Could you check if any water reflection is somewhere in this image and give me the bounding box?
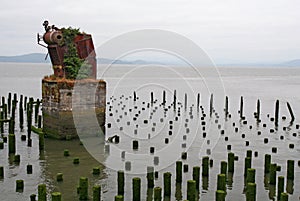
[268,184,275,200]
[175,182,182,200]
[286,179,294,194]
[202,176,209,191]
[43,138,107,200]
[146,188,153,201]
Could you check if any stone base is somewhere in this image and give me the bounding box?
[42,109,105,139]
[42,78,106,140]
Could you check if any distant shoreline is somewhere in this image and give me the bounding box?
[0,53,300,67]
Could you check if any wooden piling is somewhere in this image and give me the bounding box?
[19,95,23,108]
[154,187,162,201]
[244,157,252,177]
[11,101,16,122]
[176,161,182,183]
[0,166,4,179]
[269,163,277,185]
[93,185,101,201]
[240,96,244,119]
[287,160,294,180]
[73,157,80,164]
[132,177,141,201]
[246,150,252,158]
[114,195,124,201]
[132,140,138,150]
[163,172,172,196]
[225,96,228,118]
[30,194,36,201]
[246,168,256,184]
[19,106,24,130]
[184,93,187,110]
[275,100,279,126]
[34,99,40,123]
[210,94,213,117]
[183,164,189,173]
[133,91,137,102]
[8,133,16,154]
[38,184,47,201]
[4,104,7,119]
[217,174,226,192]
[181,152,187,160]
[193,166,200,190]
[37,131,44,151]
[202,156,209,177]
[277,176,284,200]
[256,99,260,121]
[147,167,154,188]
[246,183,256,201]
[118,170,125,195]
[0,111,4,133]
[79,177,88,200]
[151,92,154,105]
[215,190,225,201]
[286,102,295,122]
[24,97,27,110]
[8,93,11,114]
[125,161,131,171]
[202,176,209,191]
[0,96,3,103]
[228,153,235,173]
[27,104,32,137]
[16,180,24,192]
[280,192,288,201]
[51,192,62,201]
[154,171,159,179]
[220,161,227,178]
[173,90,176,110]
[14,154,20,163]
[56,173,63,182]
[64,149,70,156]
[286,179,293,194]
[92,167,100,175]
[38,115,42,128]
[197,93,200,111]
[27,164,33,174]
[264,154,271,174]
[187,180,196,201]
[9,118,15,134]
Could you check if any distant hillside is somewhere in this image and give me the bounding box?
[0,53,161,65]
[1,53,300,67]
[281,59,300,67]
[97,58,134,64]
[0,53,49,63]
[97,58,164,65]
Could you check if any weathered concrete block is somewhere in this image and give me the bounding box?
[42,78,106,139]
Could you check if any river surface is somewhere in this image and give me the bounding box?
[0,62,299,200]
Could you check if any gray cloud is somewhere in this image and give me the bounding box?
[0,0,299,63]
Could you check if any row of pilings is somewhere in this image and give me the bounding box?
[111,152,295,201]
[1,91,299,200]
[9,151,294,200]
[104,91,298,200]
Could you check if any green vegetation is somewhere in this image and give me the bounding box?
[61,27,91,80]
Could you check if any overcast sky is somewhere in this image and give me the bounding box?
[1,0,299,63]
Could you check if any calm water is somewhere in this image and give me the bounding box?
[0,62,299,200]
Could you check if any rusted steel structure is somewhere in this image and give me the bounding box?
[38,21,106,139]
[38,20,97,79]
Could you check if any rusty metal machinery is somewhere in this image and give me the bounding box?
[38,20,97,79]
